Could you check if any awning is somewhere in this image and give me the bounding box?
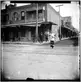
[41,21,57,25]
[63,25,76,32]
[1,21,43,28]
[1,21,57,28]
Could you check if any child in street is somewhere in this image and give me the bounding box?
[49,32,56,48]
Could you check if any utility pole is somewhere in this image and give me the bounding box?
[56,5,63,40]
[36,3,38,42]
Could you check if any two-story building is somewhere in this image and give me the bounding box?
[61,16,79,38]
[1,3,62,42]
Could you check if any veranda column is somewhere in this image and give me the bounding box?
[36,3,38,42]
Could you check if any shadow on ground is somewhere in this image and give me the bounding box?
[70,37,79,46]
[42,37,79,47]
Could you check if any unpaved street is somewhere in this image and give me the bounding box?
[2,39,79,80]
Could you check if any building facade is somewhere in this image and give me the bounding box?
[1,3,62,42]
[61,16,79,38]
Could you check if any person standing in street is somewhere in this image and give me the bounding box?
[49,32,56,48]
[39,32,43,43]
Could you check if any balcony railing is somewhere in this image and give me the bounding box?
[2,9,45,25]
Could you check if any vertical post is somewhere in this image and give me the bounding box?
[56,5,63,40]
[36,3,38,42]
[59,6,61,40]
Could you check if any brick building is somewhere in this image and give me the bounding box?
[1,3,61,42]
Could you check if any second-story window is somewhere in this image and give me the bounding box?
[21,11,25,20]
[38,10,43,20]
[13,12,18,21]
[6,14,9,21]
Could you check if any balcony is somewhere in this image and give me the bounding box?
[2,9,45,26]
[26,9,44,23]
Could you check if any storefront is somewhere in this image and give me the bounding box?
[1,21,57,42]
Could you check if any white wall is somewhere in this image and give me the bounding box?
[47,4,62,41]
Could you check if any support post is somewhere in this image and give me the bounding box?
[56,5,63,40]
[36,3,38,42]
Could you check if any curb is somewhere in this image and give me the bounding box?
[1,38,69,45]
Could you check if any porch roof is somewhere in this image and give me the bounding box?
[63,25,78,33]
[41,21,57,25]
[1,21,57,28]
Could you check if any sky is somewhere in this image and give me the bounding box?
[2,1,79,31]
[50,2,79,31]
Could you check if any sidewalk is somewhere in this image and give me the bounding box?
[1,37,69,45]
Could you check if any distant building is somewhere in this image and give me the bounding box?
[1,3,62,42]
[63,16,71,27]
[61,16,79,38]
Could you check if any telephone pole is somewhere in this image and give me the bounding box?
[36,3,38,42]
[56,5,63,40]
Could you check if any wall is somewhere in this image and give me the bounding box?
[2,4,46,26]
[47,4,62,41]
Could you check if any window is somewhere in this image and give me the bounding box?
[27,10,43,21]
[38,10,43,19]
[13,12,18,21]
[1,14,9,23]
[26,11,36,21]
[21,11,25,20]
[6,14,9,21]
